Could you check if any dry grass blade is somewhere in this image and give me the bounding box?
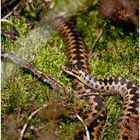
[89,18,109,59]
[2,2,20,19]
[76,115,90,140]
[19,103,48,140]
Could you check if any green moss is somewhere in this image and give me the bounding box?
[2,0,138,139]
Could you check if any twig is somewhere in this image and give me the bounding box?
[78,92,100,98]
[1,19,13,25]
[76,115,90,140]
[19,103,48,140]
[1,49,69,93]
[89,18,109,59]
[2,2,20,19]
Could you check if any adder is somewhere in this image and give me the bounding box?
[52,16,106,140]
[52,16,139,140]
[62,63,139,140]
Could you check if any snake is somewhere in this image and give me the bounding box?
[52,16,106,140]
[62,63,139,140]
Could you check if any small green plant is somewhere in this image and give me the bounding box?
[2,0,138,139]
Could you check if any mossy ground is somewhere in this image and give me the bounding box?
[2,0,138,140]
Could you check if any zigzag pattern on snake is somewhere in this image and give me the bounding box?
[62,63,139,140]
[52,16,106,140]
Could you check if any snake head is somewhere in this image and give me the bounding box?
[62,63,81,77]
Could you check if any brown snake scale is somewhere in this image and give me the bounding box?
[62,64,139,140]
[52,16,139,140]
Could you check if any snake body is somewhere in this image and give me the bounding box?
[62,64,139,140]
[52,17,106,139]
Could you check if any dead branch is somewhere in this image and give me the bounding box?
[1,48,70,94]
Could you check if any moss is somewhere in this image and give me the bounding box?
[2,0,138,139]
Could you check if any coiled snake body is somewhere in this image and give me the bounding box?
[62,64,139,140]
[52,17,139,140]
[52,17,106,140]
